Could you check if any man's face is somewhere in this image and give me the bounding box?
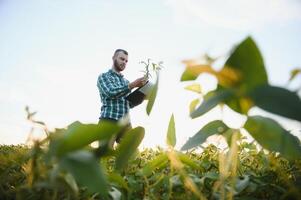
[113,52,128,72]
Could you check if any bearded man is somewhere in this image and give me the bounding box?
[97,49,146,149]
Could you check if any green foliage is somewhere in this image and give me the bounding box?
[184,83,202,94]
[224,36,268,91]
[1,144,301,199]
[180,65,214,81]
[181,120,230,151]
[190,89,233,118]
[221,37,268,114]
[189,98,200,114]
[0,145,29,199]
[139,59,163,115]
[141,153,169,177]
[250,85,301,121]
[139,58,163,80]
[289,68,301,82]
[166,114,176,147]
[244,116,301,161]
[107,172,129,191]
[115,127,145,171]
[60,150,109,197]
[181,36,301,161]
[53,121,122,156]
[146,71,159,115]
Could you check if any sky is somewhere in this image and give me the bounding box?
[0,0,301,149]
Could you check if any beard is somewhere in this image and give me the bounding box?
[113,59,125,72]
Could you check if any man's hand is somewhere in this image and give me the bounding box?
[129,77,148,89]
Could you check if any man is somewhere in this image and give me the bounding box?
[97,49,146,149]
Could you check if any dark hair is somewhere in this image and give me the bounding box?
[114,49,128,56]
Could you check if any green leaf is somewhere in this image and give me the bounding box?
[222,129,236,147]
[221,129,242,148]
[180,65,215,81]
[216,67,241,87]
[225,36,268,91]
[190,90,233,119]
[289,68,301,82]
[200,172,219,185]
[202,172,219,180]
[146,72,159,115]
[184,83,202,93]
[181,69,197,81]
[222,91,254,114]
[220,37,268,114]
[141,153,169,177]
[54,121,121,156]
[181,120,229,150]
[244,116,301,160]
[250,85,301,121]
[60,150,109,197]
[189,98,200,114]
[107,172,129,191]
[166,114,176,147]
[115,127,145,171]
[63,173,79,195]
[177,152,202,170]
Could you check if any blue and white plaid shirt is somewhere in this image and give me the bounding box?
[97,69,131,120]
